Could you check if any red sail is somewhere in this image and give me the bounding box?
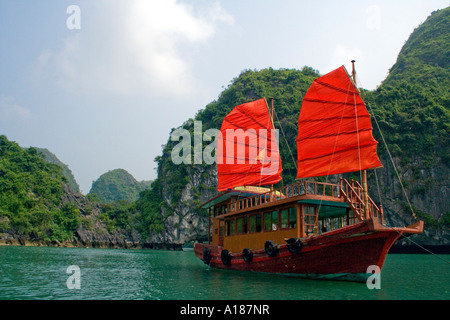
[217,99,282,191]
[296,66,382,179]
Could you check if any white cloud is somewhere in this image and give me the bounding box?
[32,0,234,98]
[0,96,31,122]
[318,45,363,77]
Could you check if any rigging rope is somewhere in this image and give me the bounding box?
[374,168,383,207]
[366,103,417,220]
[354,75,450,264]
[388,225,450,264]
[273,107,297,171]
[355,73,417,220]
[353,91,363,183]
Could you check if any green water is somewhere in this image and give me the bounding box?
[0,246,449,300]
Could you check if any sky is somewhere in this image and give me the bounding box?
[0,0,448,194]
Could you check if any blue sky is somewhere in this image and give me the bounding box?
[0,0,448,194]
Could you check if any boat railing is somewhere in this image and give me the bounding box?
[226,178,383,225]
[227,178,384,226]
[368,196,384,224]
[227,180,341,213]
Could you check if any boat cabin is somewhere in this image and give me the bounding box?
[202,180,366,253]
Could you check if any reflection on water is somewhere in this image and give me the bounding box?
[0,246,448,300]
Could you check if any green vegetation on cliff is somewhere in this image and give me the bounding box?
[36,148,80,193]
[0,136,162,245]
[0,135,80,241]
[366,7,449,166]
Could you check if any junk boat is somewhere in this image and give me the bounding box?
[194,62,423,282]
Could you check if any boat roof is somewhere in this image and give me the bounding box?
[201,186,349,215]
[201,190,263,209]
[201,186,273,209]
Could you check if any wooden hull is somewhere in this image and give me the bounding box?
[194,220,422,282]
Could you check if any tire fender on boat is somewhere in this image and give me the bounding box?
[221,249,232,265]
[264,240,279,257]
[242,248,253,263]
[203,247,212,265]
[286,238,302,254]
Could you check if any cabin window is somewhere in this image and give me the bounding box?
[249,213,262,233]
[236,217,247,234]
[319,219,326,233]
[280,207,296,229]
[264,211,278,231]
[244,216,248,233]
[289,207,296,228]
[304,205,317,235]
[256,213,262,232]
[264,212,271,231]
[280,209,288,229]
[271,211,278,230]
[226,219,236,236]
[249,215,256,232]
[230,219,236,235]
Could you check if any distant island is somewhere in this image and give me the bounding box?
[88,168,151,203]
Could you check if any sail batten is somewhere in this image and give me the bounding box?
[297,128,373,142]
[298,143,378,162]
[302,98,366,107]
[296,66,382,179]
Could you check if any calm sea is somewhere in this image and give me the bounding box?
[0,246,449,301]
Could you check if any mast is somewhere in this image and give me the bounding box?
[270,97,274,122]
[351,60,369,219]
[270,98,275,199]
